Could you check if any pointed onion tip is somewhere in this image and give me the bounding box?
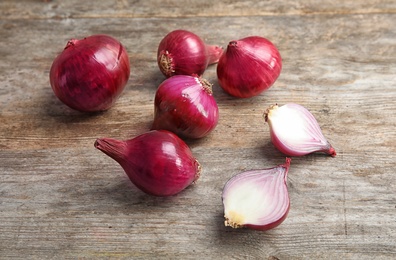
[328,146,337,157]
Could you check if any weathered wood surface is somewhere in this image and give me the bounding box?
[1,0,395,259]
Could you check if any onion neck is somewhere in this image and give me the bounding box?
[229,41,238,47]
[206,44,223,65]
[225,41,239,55]
[329,147,337,157]
[282,157,292,180]
[65,39,78,50]
[94,138,128,163]
[326,145,337,157]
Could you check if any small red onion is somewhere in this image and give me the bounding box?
[50,34,130,112]
[152,75,219,139]
[264,103,336,157]
[95,130,201,197]
[157,30,223,77]
[222,158,291,231]
[217,36,282,98]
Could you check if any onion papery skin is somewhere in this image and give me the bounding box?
[157,30,223,77]
[265,103,336,157]
[94,130,201,197]
[222,158,291,231]
[152,75,219,139]
[50,34,130,112]
[216,36,282,98]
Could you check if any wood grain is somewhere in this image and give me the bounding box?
[1,0,395,259]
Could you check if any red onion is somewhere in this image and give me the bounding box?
[94,130,201,197]
[264,103,336,157]
[50,34,130,112]
[152,75,219,139]
[157,30,223,77]
[222,158,291,231]
[216,36,282,98]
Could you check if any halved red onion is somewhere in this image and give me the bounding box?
[222,158,291,231]
[264,103,336,157]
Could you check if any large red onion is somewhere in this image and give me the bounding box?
[217,36,282,98]
[50,34,130,112]
[95,130,201,197]
[157,30,223,77]
[152,75,219,139]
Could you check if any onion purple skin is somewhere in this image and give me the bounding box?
[94,130,201,197]
[157,30,223,77]
[217,36,282,98]
[49,34,130,112]
[244,206,290,231]
[270,132,336,157]
[152,75,219,139]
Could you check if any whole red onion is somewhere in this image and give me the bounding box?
[157,30,223,77]
[152,75,219,139]
[95,130,201,197]
[49,34,130,112]
[217,36,282,98]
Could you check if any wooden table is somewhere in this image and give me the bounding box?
[1,1,395,259]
